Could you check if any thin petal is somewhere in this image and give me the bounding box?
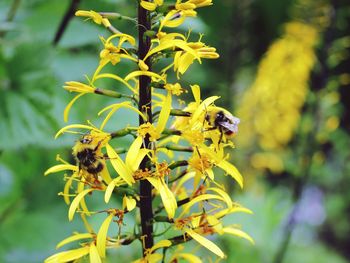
[222,227,255,244]
[156,91,172,134]
[191,84,201,104]
[44,164,77,175]
[149,239,172,253]
[45,246,90,263]
[185,229,225,259]
[125,136,143,167]
[64,93,87,122]
[55,124,98,139]
[96,213,114,258]
[190,96,220,125]
[106,144,134,185]
[56,233,94,249]
[68,188,94,221]
[124,70,165,82]
[216,160,243,188]
[90,243,102,263]
[179,194,223,218]
[94,73,136,93]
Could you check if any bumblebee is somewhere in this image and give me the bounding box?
[72,134,105,178]
[205,109,240,139]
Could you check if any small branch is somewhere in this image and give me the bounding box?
[110,127,137,138]
[168,160,189,170]
[153,109,191,121]
[161,145,193,153]
[0,0,21,38]
[94,87,137,103]
[99,12,137,23]
[53,0,81,46]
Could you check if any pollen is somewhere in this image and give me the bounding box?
[133,168,152,180]
[155,162,171,178]
[188,153,212,172]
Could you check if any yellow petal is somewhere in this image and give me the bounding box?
[45,246,90,263]
[124,70,165,82]
[156,91,172,134]
[63,175,75,205]
[140,1,157,11]
[207,187,232,209]
[217,160,243,188]
[149,239,172,253]
[147,177,177,219]
[174,253,202,263]
[123,195,137,212]
[104,179,116,203]
[63,93,87,123]
[131,149,151,172]
[89,243,102,263]
[125,136,143,168]
[190,96,220,125]
[214,205,253,219]
[68,188,94,221]
[96,213,114,258]
[44,164,77,175]
[191,84,201,104]
[222,227,255,244]
[98,102,146,129]
[179,194,223,218]
[106,33,136,47]
[56,233,94,249]
[138,59,149,71]
[55,124,98,139]
[106,144,135,185]
[94,73,135,93]
[185,229,225,258]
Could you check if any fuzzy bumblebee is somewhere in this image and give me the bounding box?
[205,108,240,137]
[72,134,105,177]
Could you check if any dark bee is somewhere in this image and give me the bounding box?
[205,110,240,140]
[72,134,104,177]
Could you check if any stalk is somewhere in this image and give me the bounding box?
[138,0,154,254]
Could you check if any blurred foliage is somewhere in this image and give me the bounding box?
[0,0,349,262]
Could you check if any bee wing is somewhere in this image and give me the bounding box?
[218,121,238,133]
[218,116,240,133]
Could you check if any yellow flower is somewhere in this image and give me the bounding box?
[140,0,164,11]
[75,10,111,28]
[138,122,161,141]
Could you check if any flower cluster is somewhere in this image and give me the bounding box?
[45,1,251,262]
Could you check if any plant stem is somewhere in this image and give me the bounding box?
[138,0,154,255]
[53,0,81,46]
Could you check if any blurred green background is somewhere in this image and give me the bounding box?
[1,0,349,262]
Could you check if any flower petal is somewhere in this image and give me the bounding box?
[56,233,94,249]
[96,213,114,258]
[68,188,94,221]
[89,243,102,263]
[222,227,255,244]
[44,164,77,175]
[156,91,172,134]
[185,229,225,259]
[106,144,135,185]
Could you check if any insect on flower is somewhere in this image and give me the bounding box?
[205,108,240,141]
[72,133,108,182]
